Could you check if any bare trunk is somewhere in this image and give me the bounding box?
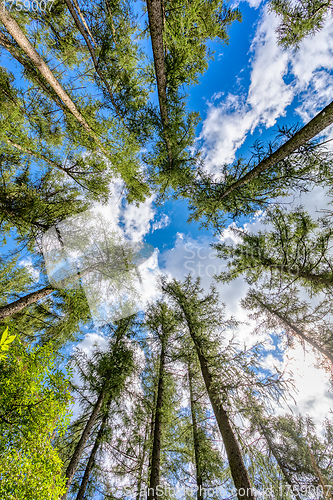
[147,338,166,500]
[188,364,203,500]
[0,286,54,320]
[307,444,333,500]
[62,387,107,500]
[0,31,67,114]
[0,8,103,143]
[258,423,302,500]
[146,0,173,168]
[217,99,333,201]
[63,0,123,119]
[195,347,255,500]
[75,398,111,500]
[256,297,333,364]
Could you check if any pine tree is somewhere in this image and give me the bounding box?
[269,0,333,48]
[60,317,137,499]
[164,276,262,500]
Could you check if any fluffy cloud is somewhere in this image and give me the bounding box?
[200,7,333,174]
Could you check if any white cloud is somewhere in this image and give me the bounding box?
[19,257,40,282]
[152,214,171,232]
[200,7,333,174]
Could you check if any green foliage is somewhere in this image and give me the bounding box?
[186,134,333,229]
[0,326,16,360]
[0,339,72,499]
[270,0,332,48]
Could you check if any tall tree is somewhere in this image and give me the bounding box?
[164,276,258,500]
[61,317,137,499]
[145,301,178,500]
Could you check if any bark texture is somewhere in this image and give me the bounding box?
[189,365,203,500]
[217,99,333,201]
[147,336,166,500]
[257,298,333,364]
[146,0,173,168]
[0,286,54,320]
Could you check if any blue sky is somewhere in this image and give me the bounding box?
[2,0,333,439]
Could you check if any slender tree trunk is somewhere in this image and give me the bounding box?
[258,423,302,500]
[0,31,68,114]
[194,347,255,500]
[75,397,111,500]
[0,7,119,163]
[136,420,150,500]
[63,0,123,119]
[147,337,166,500]
[0,286,54,320]
[188,364,203,500]
[256,297,333,364]
[307,443,333,500]
[146,0,173,168]
[62,387,107,500]
[167,284,255,499]
[216,99,333,201]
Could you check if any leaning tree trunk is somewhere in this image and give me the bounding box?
[147,335,166,500]
[0,286,54,320]
[146,0,173,169]
[194,346,255,500]
[217,98,333,201]
[0,8,96,136]
[63,0,123,120]
[75,396,112,500]
[307,445,333,500]
[256,297,333,364]
[258,422,302,500]
[61,387,107,500]
[188,364,204,500]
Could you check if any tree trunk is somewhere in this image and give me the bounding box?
[307,444,333,500]
[167,284,255,499]
[216,99,333,201]
[0,286,54,320]
[63,0,123,119]
[188,364,203,500]
[256,297,333,364]
[146,0,173,168]
[147,337,166,500]
[62,387,107,500]
[0,31,68,114]
[194,347,255,500]
[0,8,104,145]
[75,397,111,500]
[258,422,302,500]
[136,420,150,500]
